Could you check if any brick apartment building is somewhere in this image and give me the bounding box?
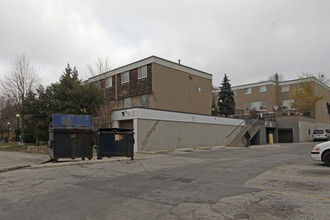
[85,56,244,152]
[216,74,330,144]
[86,56,213,116]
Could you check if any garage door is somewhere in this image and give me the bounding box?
[119,120,133,129]
[278,128,293,143]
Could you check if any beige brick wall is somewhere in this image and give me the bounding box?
[110,63,212,115]
[152,63,212,115]
[234,84,277,112]
[314,82,330,124]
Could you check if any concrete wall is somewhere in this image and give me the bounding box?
[299,121,315,142]
[112,108,245,152]
[277,120,316,142]
[315,122,330,130]
[137,119,237,151]
[251,127,266,145]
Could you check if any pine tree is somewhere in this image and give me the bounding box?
[218,74,235,117]
[22,64,104,143]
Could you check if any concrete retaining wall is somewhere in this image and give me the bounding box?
[137,119,238,151]
[27,146,50,155]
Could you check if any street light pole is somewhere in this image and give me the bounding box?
[7,122,10,142]
[16,114,20,142]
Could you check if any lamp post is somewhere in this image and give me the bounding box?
[16,114,20,142]
[7,122,10,142]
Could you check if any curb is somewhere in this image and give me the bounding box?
[138,146,225,154]
[0,165,31,173]
[0,157,133,172]
[30,157,132,169]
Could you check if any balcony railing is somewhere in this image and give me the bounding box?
[233,109,313,121]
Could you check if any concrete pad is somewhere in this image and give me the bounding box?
[0,151,49,172]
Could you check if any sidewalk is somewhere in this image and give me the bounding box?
[0,150,162,173]
[0,150,50,172]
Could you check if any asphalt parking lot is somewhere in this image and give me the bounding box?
[1,142,330,219]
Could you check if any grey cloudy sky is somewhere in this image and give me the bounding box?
[0,0,329,87]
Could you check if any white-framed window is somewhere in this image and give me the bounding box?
[281,85,290,92]
[138,66,147,79]
[105,77,112,88]
[245,88,252,95]
[246,101,267,111]
[282,99,293,109]
[140,94,150,108]
[259,85,267,93]
[233,90,236,96]
[121,71,129,84]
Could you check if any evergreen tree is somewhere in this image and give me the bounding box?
[22,87,53,143]
[218,74,235,117]
[50,63,104,114]
[22,64,104,143]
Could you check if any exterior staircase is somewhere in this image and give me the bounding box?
[225,119,261,147]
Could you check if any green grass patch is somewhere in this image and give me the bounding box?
[0,142,11,147]
[0,142,27,152]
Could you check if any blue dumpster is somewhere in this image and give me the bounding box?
[48,114,95,162]
[96,128,134,160]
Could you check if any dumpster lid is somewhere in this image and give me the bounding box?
[51,114,93,130]
[98,128,134,132]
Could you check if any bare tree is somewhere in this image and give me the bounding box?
[86,56,113,129]
[94,102,113,129]
[87,55,112,77]
[317,72,330,86]
[0,54,41,105]
[0,54,41,133]
[297,72,330,86]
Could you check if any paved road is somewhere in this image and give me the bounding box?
[1,143,330,219]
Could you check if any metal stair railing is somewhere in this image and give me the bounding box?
[226,118,261,147]
[225,120,246,147]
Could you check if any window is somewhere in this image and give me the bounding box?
[140,94,150,108]
[282,99,293,109]
[105,77,112,88]
[121,72,129,84]
[246,101,267,111]
[138,66,147,79]
[245,88,252,94]
[281,85,290,92]
[124,98,132,108]
[259,85,267,93]
[233,90,236,96]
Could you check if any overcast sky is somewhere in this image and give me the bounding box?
[0,0,329,87]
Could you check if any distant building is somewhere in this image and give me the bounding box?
[215,74,330,144]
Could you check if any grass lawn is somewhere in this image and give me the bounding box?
[0,142,28,152]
